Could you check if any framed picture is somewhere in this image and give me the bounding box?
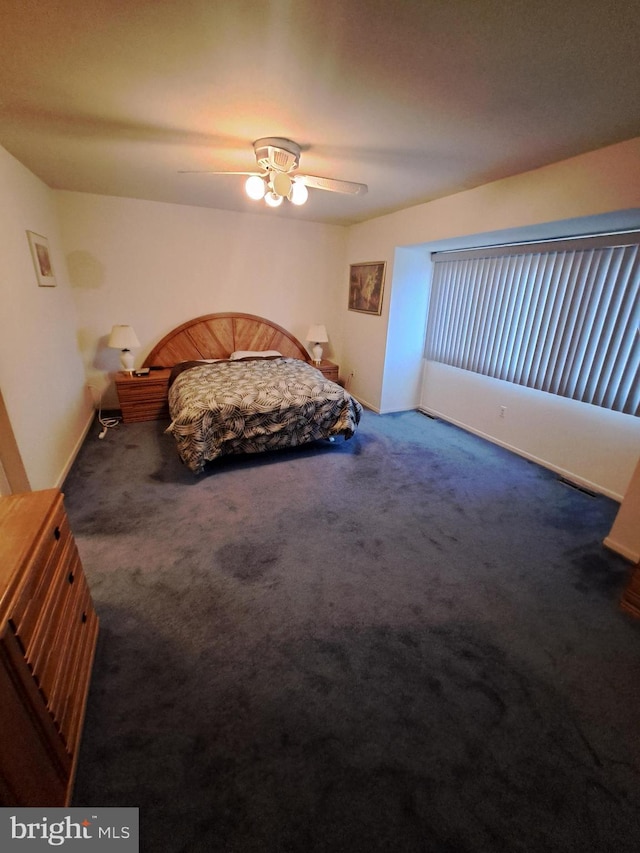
[348,261,386,315]
[26,230,56,287]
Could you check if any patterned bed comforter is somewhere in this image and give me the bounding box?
[166,358,363,472]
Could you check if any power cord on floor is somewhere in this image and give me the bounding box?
[87,384,121,439]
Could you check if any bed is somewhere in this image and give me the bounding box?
[141,313,363,472]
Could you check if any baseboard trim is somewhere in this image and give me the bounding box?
[603,536,640,564]
[56,410,95,490]
[357,396,381,414]
[417,406,623,503]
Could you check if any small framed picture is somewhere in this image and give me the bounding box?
[27,230,56,287]
[348,261,386,315]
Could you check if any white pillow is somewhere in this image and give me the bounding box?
[230,350,282,360]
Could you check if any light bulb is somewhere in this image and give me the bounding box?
[245,175,266,200]
[264,191,283,208]
[290,180,309,206]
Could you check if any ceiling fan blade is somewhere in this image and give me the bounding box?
[297,174,368,195]
[178,170,263,176]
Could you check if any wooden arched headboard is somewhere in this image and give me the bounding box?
[142,313,311,367]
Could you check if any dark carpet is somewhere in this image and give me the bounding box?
[63,410,640,852]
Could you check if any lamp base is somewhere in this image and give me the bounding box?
[120,349,134,373]
[312,343,323,364]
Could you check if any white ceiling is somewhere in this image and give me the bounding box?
[1,0,639,226]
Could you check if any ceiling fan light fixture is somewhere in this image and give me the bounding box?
[245,175,266,200]
[289,179,309,206]
[264,191,283,208]
[271,171,292,197]
[187,137,366,208]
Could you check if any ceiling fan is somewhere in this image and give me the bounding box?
[179,137,368,208]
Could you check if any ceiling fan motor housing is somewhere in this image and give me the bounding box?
[253,137,301,173]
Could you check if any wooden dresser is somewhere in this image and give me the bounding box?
[621,562,640,619]
[0,489,99,806]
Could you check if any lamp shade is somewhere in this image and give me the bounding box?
[108,325,140,350]
[306,325,328,344]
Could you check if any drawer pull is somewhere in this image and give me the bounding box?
[54,526,61,541]
[81,612,88,624]
[68,572,75,585]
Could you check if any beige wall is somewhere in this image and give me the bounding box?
[343,138,640,410]
[55,192,347,408]
[343,138,640,499]
[422,363,639,500]
[2,137,639,495]
[0,147,93,490]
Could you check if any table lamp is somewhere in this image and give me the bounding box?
[108,325,140,373]
[306,325,328,364]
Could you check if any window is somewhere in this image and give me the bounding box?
[425,233,639,416]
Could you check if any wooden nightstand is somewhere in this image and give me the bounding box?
[114,369,171,423]
[314,359,339,383]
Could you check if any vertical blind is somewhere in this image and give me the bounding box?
[425,233,639,416]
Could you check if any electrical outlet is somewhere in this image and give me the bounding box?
[499,405,507,418]
[345,369,355,390]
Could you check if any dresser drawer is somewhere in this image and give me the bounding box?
[621,563,640,618]
[121,399,170,422]
[115,370,171,423]
[117,383,168,404]
[30,549,85,723]
[10,511,71,650]
[55,591,98,751]
[0,627,70,804]
[315,360,339,383]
